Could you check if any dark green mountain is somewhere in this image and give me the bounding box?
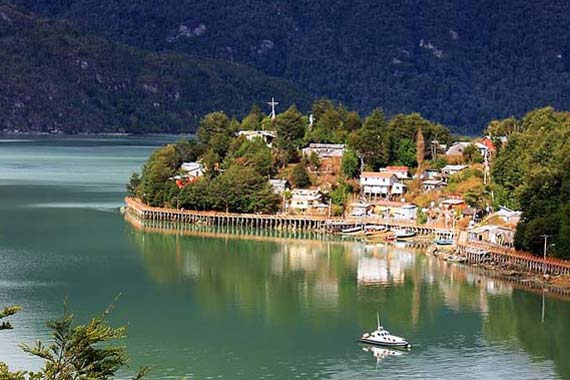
[0,2,309,134]
[8,0,570,134]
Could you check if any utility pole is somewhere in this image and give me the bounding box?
[541,234,551,277]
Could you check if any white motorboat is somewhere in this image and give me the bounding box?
[359,314,411,349]
[392,229,416,239]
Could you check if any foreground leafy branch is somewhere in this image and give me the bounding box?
[0,304,149,380]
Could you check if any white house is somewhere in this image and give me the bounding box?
[289,189,326,212]
[394,204,417,220]
[236,130,276,147]
[391,182,407,196]
[422,180,447,191]
[360,172,398,197]
[494,206,522,225]
[383,166,409,180]
[302,143,346,158]
[442,164,467,178]
[269,179,289,194]
[181,162,204,178]
[446,142,471,156]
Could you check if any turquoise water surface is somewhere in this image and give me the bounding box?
[0,136,569,379]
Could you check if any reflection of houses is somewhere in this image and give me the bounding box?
[289,189,327,213]
[302,143,346,158]
[236,130,276,147]
[357,251,414,286]
[269,179,289,194]
[360,172,405,199]
[468,225,515,247]
[422,180,447,192]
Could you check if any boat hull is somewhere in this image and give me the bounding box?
[358,338,411,348]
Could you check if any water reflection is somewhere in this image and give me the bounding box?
[361,345,403,367]
[126,221,570,379]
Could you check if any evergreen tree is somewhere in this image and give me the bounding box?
[350,108,389,170]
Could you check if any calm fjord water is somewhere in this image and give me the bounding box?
[0,136,569,380]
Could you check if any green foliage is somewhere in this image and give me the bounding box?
[463,144,483,164]
[0,303,148,380]
[274,105,306,165]
[350,108,389,170]
[388,113,452,162]
[0,305,21,331]
[179,166,279,213]
[240,105,265,130]
[137,145,179,206]
[395,138,416,167]
[289,163,311,188]
[416,208,428,225]
[341,149,360,178]
[492,107,570,258]
[227,137,274,177]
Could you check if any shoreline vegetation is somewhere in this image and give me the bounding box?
[124,101,570,295]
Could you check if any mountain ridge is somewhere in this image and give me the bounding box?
[0,2,309,134]
[8,0,570,133]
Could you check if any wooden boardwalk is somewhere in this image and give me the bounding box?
[457,242,570,276]
[125,197,454,237]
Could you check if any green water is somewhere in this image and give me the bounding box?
[1,136,569,379]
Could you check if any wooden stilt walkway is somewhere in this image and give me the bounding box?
[124,197,454,237]
[457,242,570,276]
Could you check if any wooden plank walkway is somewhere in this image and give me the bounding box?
[124,197,454,237]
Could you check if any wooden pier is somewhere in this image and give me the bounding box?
[457,242,570,276]
[124,197,454,237]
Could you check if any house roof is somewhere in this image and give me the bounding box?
[442,164,468,171]
[372,200,414,208]
[441,199,465,205]
[361,171,396,179]
[422,180,446,186]
[386,166,409,172]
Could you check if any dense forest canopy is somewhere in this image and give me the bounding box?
[0,2,309,134]
[8,0,570,134]
[491,107,570,259]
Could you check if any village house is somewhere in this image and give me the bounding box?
[446,142,471,156]
[360,172,400,199]
[422,179,447,192]
[289,189,327,213]
[269,179,289,194]
[302,143,346,158]
[349,201,373,217]
[181,162,204,178]
[495,206,522,225]
[440,198,466,211]
[371,200,416,220]
[236,130,276,147]
[383,166,409,180]
[420,168,441,180]
[442,164,467,179]
[468,225,515,247]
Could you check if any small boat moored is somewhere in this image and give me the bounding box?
[392,229,416,239]
[359,314,411,349]
[433,238,454,246]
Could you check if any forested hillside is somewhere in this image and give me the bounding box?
[9,0,570,134]
[0,2,308,134]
